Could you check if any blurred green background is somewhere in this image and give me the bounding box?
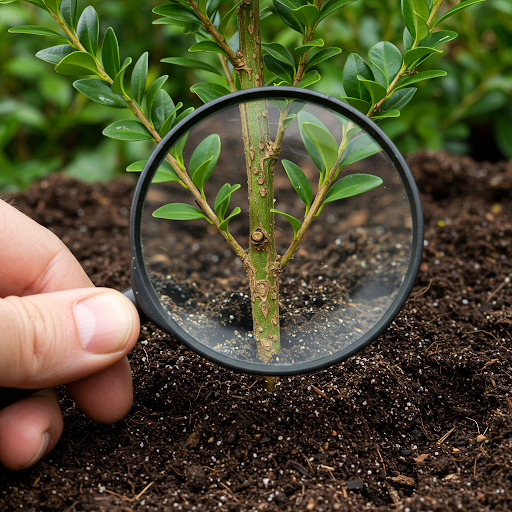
[1,0,511,191]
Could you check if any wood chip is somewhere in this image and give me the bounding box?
[437,426,456,444]
[506,396,512,413]
[443,473,458,481]
[476,434,487,443]
[389,475,415,487]
[413,453,428,463]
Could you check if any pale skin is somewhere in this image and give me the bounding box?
[0,199,140,470]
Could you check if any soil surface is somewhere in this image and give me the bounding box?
[1,150,512,511]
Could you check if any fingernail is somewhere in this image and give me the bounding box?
[22,432,51,470]
[75,293,133,354]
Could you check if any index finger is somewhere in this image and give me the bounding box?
[0,199,92,297]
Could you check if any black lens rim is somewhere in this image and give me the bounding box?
[130,86,423,376]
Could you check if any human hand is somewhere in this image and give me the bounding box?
[0,199,140,470]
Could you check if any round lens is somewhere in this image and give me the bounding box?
[130,88,422,375]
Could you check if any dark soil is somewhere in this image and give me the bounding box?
[1,150,512,511]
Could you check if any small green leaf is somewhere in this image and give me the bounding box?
[282,159,312,207]
[73,79,127,109]
[291,4,319,28]
[403,46,441,68]
[189,133,221,188]
[403,27,414,52]
[370,109,400,120]
[214,183,241,220]
[170,132,188,166]
[305,47,342,71]
[60,0,77,31]
[302,122,339,174]
[190,157,213,190]
[146,75,169,122]
[357,76,387,104]
[161,57,223,76]
[101,27,120,79]
[368,41,403,88]
[395,69,447,90]
[76,5,99,56]
[340,95,371,115]
[190,82,231,103]
[342,53,373,103]
[153,4,201,23]
[102,120,153,141]
[8,25,68,41]
[318,0,357,22]
[36,44,74,65]
[131,52,149,107]
[298,111,330,177]
[323,174,383,204]
[218,0,244,36]
[263,54,295,83]
[339,134,382,169]
[219,207,241,233]
[111,56,132,96]
[401,0,429,41]
[433,0,485,28]
[55,51,100,75]
[381,87,417,112]
[262,42,295,68]
[151,89,176,133]
[273,0,305,34]
[162,104,190,136]
[298,70,321,88]
[188,41,227,55]
[420,30,458,48]
[126,159,182,184]
[153,203,208,221]
[295,38,323,57]
[270,209,302,238]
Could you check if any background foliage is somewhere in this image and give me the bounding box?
[1,0,511,191]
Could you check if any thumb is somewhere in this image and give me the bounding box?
[0,288,140,389]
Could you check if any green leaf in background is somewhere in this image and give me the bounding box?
[272,0,305,34]
[433,0,486,28]
[270,208,302,238]
[291,4,319,28]
[323,174,383,204]
[368,41,403,88]
[215,183,241,220]
[55,51,100,75]
[76,5,99,56]
[340,96,371,115]
[160,102,185,136]
[318,0,357,22]
[420,30,458,48]
[342,53,373,103]
[218,0,243,36]
[295,38,323,57]
[219,207,241,233]
[102,120,153,140]
[262,42,295,68]
[36,44,74,65]
[73,79,127,109]
[126,159,182,184]
[281,159,313,208]
[146,75,169,121]
[190,82,231,103]
[305,47,342,71]
[403,46,441,68]
[153,203,208,221]
[151,89,176,133]
[302,122,339,174]
[339,134,382,168]
[263,54,295,83]
[101,27,120,79]
[60,0,77,31]
[494,115,512,160]
[8,25,68,41]
[111,56,132,96]
[381,87,417,112]
[298,110,331,176]
[395,69,447,90]
[161,57,223,76]
[298,70,321,88]
[188,41,227,55]
[357,76,387,105]
[131,52,148,107]
[401,0,430,42]
[189,134,221,189]
[153,4,201,23]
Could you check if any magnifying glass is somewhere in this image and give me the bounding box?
[0,87,423,408]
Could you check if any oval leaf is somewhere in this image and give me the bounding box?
[214,183,241,220]
[151,88,175,133]
[153,4,201,23]
[381,87,417,112]
[218,207,241,233]
[297,110,331,177]
[298,69,321,88]
[357,76,387,105]
[305,47,342,71]
[8,25,68,41]
[131,52,149,107]
[190,82,231,103]
[263,54,295,84]
[102,120,152,141]
[403,46,442,68]
[55,51,100,75]
[272,0,304,34]
[101,27,120,79]
[36,44,74,65]
[111,56,132,96]
[189,133,221,188]
[395,69,447,90]
[76,5,99,56]
[302,122,339,173]
[146,75,169,120]
[60,0,77,31]
[262,42,295,68]
[339,134,382,168]
[342,53,373,103]
[126,159,182,184]
[291,4,318,28]
[323,174,383,204]
[270,208,302,238]
[368,41,403,88]
[73,79,127,109]
[282,159,312,207]
[153,203,207,221]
